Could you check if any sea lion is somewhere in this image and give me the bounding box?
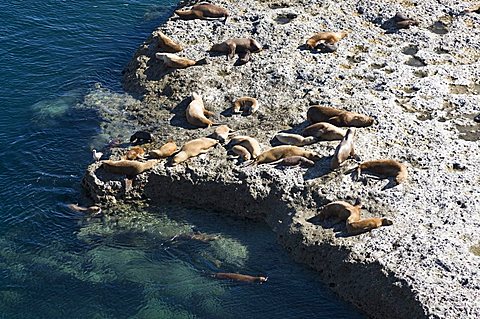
[172,137,218,165]
[318,200,393,235]
[392,12,419,29]
[464,4,480,14]
[356,159,408,184]
[125,146,145,160]
[331,128,356,169]
[237,50,251,65]
[307,105,374,127]
[67,204,102,216]
[229,136,261,158]
[230,145,251,161]
[211,125,233,143]
[213,273,268,283]
[186,93,216,127]
[149,141,177,159]
[250,145,321,165]
[175,3,229,21]
[156,53,207,69]
[306,31,348,49]
[172,231,220,242]
[232,97,259,115]
[302,122,346,140]
[101,159,158,176]
[154,31,183,53]
[275,132,318,146]
[130,131,154,144]
[474,113,480,123]
[210,38,262,60]
[272,156,315,167]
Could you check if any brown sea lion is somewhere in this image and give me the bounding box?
[331,128,356,169]
[229,136,261,158]
[307,105,374,127]
[275,132,318,146]
[306,31,348,49]
[124,146,145,160]
[210,38,262,60]
[156,53,207,69]
[230,145,251,161]
[154,31,183,53]
[175,3,229,20]
[250,145,321,165]
[149,141,177,159]
[211,125,233,143]
[318,200,393,235]
[101,159,158,176]
[302,122,346,140]
[232,97,259,115]
[186,93,217,127]
[464,4,480,13]
[172,137,218,165]
[272,156,315,167]
[213,273,268,283]
[356,159,408,184]
[67,204,102,216]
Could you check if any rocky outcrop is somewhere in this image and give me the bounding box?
[83,0,480,318]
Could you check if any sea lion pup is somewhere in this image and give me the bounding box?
[102,159,158,176]
[124,146,145,160]
[272,156,315,167]
[307,105,374,127]
[175,3,229,21]
[210,38,262,60]
[211,125,234,143]
[331,128,356,169]
[149,141,177,159]
[302,122,346,141]
[213,273,268,283]
[230,145,251,161]
[172,137,218,165]
[318,200,393,235]
[186,93,217,127]
[356,159,408,184]
[306,31,348,49]
[155,53,207,69]
[229,136,261,158]
[130,131,154,144]
[250,145,321,165]
[392,12,419,29]
[155,31,183,53]
[68,204,102,216]
[275,132,318,146]
[232,97,259,115]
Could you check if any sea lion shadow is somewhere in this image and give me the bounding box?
[208,51,226,58]
[306,215,350,237]
[303,156,332,180]
[297,44,311,51]
[380,19,400,34]
[144,57,175,81]
[169,97,198,129]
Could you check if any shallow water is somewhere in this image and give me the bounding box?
[0,1,365,318]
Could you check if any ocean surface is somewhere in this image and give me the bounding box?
[0,1,365,318]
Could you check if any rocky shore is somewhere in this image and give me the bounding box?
[82,0,480,318]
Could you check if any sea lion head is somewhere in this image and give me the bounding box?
[172,151,188,165]
[348,114,374,127]
[192,92,202,101]
[381,218,393,226]
[258,276,268,283]
[250,39,263,52]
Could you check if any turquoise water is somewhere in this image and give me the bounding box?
[0,1,365,318]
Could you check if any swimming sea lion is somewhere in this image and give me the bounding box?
[211,125,233,143]
[213,273,268,283]
[156,53,207,69]
[318,199,393,235]
[302,122,346,140]
[230,145,251,161]
[186,93,217,127]
[175,3,229,21]
[125,146,145,160]
[275,132,318,146]
[331,128,356,169]
[251,145,321,165]
[172,231,220,242]
[356,159,408,184]
[232,97,259,115]
[154,31,183,53]
[272,156,315,167]
[149,141,177,159]
[101,159,158,176]
[68,204,102,216]
[172,137,218,165]
[130,131,154,144]
[307,105,374,127]
[210,38,262,60]
[229,136,261,158]
[306,31,348,49]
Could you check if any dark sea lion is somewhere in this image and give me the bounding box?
[318,200,393,235]
[302,122,346,140]
[250,145,321,165]
[101,159,158,176]
[307,105,374,127]
[306,31,347,49]
[149,141,177,159]
[356,159,408,184]
[331,128,356,169]
[213,273,268,283]
[172,137,218,165]
[175,3,229,21]
[130,131,154,144]
[156,53,208,69]
[210,38,262,60]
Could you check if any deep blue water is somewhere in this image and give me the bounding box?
[0,1,365,318]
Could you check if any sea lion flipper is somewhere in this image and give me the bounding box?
[227,43,236,60]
